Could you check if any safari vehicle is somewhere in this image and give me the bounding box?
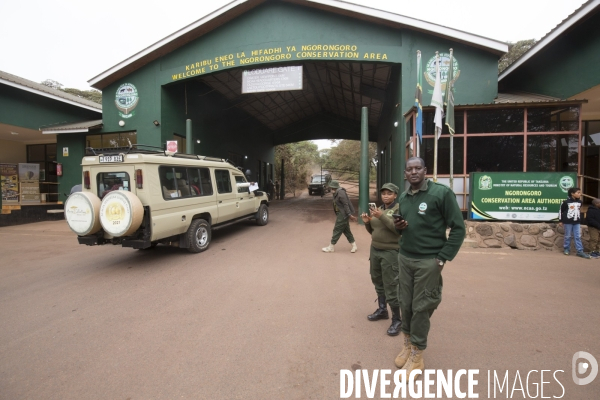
[308,173,332,196]
[64,145,269,253]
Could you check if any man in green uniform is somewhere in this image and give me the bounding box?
[322,180,358,253]
[393,157,465,377]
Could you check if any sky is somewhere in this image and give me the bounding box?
[0,0,588,150]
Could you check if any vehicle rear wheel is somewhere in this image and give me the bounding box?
[256,204,269,226]
[187,219,211,253]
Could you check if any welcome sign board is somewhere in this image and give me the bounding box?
[469,172,577,222]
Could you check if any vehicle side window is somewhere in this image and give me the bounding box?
[159,166,180,199]
[234,175,249,193]
[174,167,191,197]
[215,169,232,193]
[188,167,213,196]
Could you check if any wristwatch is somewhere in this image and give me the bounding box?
[436,258,445,267]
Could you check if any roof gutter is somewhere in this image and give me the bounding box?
[1,78,102,113]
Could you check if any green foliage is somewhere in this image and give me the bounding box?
[323,140,377,180]
[40,79,102,104]
[274,141,320,197]
[498,39,537,73]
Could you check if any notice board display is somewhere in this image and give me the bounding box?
[1,163,19,203]
[242,66,303,94]
[18,163,40,181]
[469,172,577,222]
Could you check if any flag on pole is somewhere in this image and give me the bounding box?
[431,52,444,140]
[444,49,455,135]
[415,51,423,143]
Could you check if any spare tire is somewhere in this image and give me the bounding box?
[99,190,144,237]
[64,191,102,236]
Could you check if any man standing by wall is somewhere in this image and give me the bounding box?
[393,157,465,376]
[322,180,358,253]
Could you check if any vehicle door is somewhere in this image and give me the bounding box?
[234,173,255,217]
[214,169,238,223]
[92,163,136,200]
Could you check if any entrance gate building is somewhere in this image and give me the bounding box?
[59,0,510,205]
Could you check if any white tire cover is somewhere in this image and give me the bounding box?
[99,190,144,237]
[64,192,102,236]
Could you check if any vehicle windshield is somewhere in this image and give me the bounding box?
[311,176,325,183]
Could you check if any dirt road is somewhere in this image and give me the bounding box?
[1,191,598,399]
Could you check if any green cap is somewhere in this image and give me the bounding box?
[380,182,399,193]
[328,180,340,189]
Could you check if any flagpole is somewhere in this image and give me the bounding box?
[449,49,454,191]
[433,52,439,182]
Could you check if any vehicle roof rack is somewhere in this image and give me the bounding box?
[85,143,229,164]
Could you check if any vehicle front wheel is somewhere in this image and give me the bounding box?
[256,204,269,226]
[187,219,211,253]
[308,190,312,195]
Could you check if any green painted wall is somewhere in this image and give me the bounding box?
[0,85,101,130]
[499,12,600,98]
[56,133,86,201]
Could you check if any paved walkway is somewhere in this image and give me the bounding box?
[0,190,598,399]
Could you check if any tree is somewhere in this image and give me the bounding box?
[274,141,320,197]
[324,140,377,179]
[40,79,102,104]
[498,39,536,73]
[63,88,102,104]
[40,79,63,90]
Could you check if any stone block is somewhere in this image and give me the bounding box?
[504,234,517,248]
[499,224,510,232]
[542,229,556,238]
[484,238,502,248]
[520,234,537,247]
[510,224,523,232]
[475,224,494,237]
[539,238,554,247]
[557,224,564,234]
[554,236,564,247]
[495,233,504,238]
[528,226,540,235]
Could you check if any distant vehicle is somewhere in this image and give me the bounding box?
[308,173,332,196]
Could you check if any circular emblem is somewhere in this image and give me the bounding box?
[559,176,574,193]
[115,83,139,119]
[425,53,460,90]
[64,192,102,236]
[479,175,492,190]
[419,202,428,212]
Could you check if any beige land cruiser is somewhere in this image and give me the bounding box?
[64,146,269,253]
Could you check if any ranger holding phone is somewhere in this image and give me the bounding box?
[361,182,402,336]
[393,157,465,378]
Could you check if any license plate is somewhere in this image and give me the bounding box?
[99,155,124,163]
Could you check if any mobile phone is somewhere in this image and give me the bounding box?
[392,214,404,221]
[369,203,377,210]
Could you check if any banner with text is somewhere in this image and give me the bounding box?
[469,172,577,221]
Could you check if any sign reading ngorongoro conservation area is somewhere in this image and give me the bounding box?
[469,172,577,222]
[170,44,390,82]
[242,66,303,94]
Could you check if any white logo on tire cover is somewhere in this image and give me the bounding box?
[100,192,133,236]
[65,193,94,235]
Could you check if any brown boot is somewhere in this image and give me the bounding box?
[401,345,425,380]
[394,332,411,368]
